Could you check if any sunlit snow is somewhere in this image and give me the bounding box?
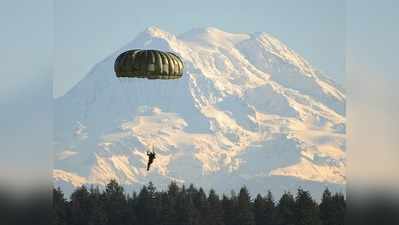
[54,27,345,196]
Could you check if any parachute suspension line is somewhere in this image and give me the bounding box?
[142,79,149,110]
[135,79,140,111]
[161,80,167,112]
[169,79,177,113]
[145,79,150,109]
[114,49,184,115]
[121,78,132,113]
[165,81,170,113]
[144,79,151,111]
[176,78,184,112]
[127,78,134,113]
[135,78,143,114]
[169,80,175,113]
[132,79,139,111]
[151,80,158,111]
[155,80,159,110]
[167,80,175,113]
[126,78,138,116]
[123,78,130,114]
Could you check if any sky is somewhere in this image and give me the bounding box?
[0,0,52,99]
[346,0,399,191]
[0,0,53,188]
[54,0,345,97]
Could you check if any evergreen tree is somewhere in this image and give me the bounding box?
[334,193,345,225]
[253,192,275,225]
[294,188,321,225]
[137,184,149,225]
[53,187,68,225]
[264,191,275,225]
[175,185,201,225]
[320,188,333,225]
[237,186,255,225]
[136,182,162,225]
[187,184,198,197]
[159,191,177,225]
[319,192,345,225]
[104,180,129,225]
[168,181,180,198]
[207,189,225,225]
[88,186,107,225]
[70,185,91,225]
[160,182,181,225]
[254,194,267,225]
[222,194,237,225]
[275,192,296,225]
[193,187,208,225]
[53,180,346,225]
[127,191,138,225]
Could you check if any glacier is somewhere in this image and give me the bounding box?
[54,26,345,198]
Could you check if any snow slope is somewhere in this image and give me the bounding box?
[54,27,345,197]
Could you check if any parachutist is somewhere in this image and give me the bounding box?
[146,147,156,171]
[114,49,182,172]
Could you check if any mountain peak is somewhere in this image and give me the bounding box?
[125,26,177,51]
[198,26,225,33]
[179,27,250,46]
[237,31,317,77]
[182,26,225,34]
[144,26,165,34]
[55,27,345,197]
[137,26,175,40]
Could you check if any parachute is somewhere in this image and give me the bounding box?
[114,49,184,79]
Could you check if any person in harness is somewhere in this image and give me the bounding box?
[146,146,156,171]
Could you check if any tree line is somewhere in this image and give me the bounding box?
[53,180,345,225]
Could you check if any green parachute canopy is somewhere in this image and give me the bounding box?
[114,49,184,79]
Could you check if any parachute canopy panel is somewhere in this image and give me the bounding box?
[114,49,184,79]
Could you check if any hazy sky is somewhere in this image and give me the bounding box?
[54,0,345,97]
[346,0,399,190]
[0,0,53,186]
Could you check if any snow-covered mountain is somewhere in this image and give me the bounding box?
[54,27,345,197]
